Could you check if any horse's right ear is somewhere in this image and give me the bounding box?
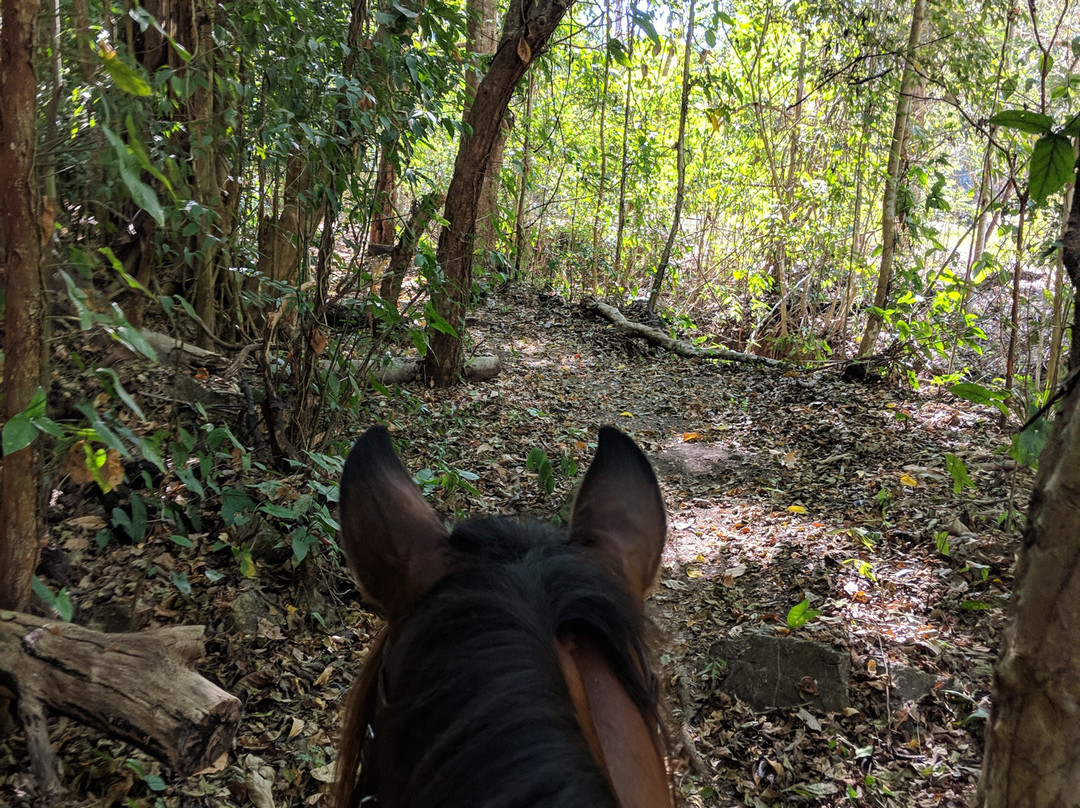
[339,427,450,622]
[570,426,667,601]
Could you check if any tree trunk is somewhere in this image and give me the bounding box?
[467,0,505,272]
[978,153,1080,808]
[1003,188,1028,411]
[857,0,926,357]
[1045,145,1076,395]
[646,0,694,313]
[512,72,535,279]
[0,0,45,612]
[425,0,574,386]
[588,0,612,293]
[614,34,633,285]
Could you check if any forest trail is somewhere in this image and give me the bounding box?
[3,287,1021,807]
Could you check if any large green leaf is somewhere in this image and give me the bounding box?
[100,50,152,96]
[103,126,166,226]
[1029,134,1076,206]
[989,109,1053,135]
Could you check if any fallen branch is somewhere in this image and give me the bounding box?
[583,299,788,368]
[0,611,240,796]
[327,354,501,385]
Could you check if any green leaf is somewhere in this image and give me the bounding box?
[123,115,175,195]
[95,367,147,420]
[3,387,46,455]
[1012,417,1052,468]
[960,600,990,611]
[221,487,257,526]
[786,598,821,628]
[32,577,73,621]
[947,382,1009,415]
[205,569,226,583]
[989,109,1053,135]
[170,534,195,548]
[424,302,459,338]
[102,125,166,226]
[944,453,975,494]
[1062,113,1080,138]
[100,50,152,96]
[630,7,661,46]
[171,571,192,596]
[1029,134,1076,207]
[237,545,257,578]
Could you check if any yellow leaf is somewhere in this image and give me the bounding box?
[885,402,896,409]
[619,411,634,417]
[787,505,807,514]
[686,567,701,579]
[683,432,701,442]
[900,474,918,487]
[693,553,706,563]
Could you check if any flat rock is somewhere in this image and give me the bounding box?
[708,633,851,712]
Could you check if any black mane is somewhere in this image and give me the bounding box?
[366,516,661,808]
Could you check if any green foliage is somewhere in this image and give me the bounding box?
[934,530,951,557]
[2,387,62,455]
[32,577,74,621]
[527,447,556,496]
[944,453,975,494]
[1011,416,1052,469]
[948,382,1009,416]
[786,598,821,628]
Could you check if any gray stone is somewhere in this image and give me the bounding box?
[889,664,940,703]
[708,633,851,712]
[228,589,269,638]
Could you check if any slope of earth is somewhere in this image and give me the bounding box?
[1,286,1026,807]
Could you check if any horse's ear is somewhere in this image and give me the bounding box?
[339,426,450,622]
[570,427,667,601]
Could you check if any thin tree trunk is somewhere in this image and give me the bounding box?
[469,0,504,272]
[647,0,694,312]
[0,0,45,611]
[1045,142,1077,395]
[512,72,534,279]
[1003,188,1028,411]
[589,0,613,293]
[857,0,926,357]
[613,32,633,284]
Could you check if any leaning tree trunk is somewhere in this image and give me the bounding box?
[978,160,1080,808]
[857,0,926,357]
[425,0,574,386]
[0,0,45,611]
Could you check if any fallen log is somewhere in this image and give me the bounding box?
[583,299,788,368]
[0,611,240,796]
[328,354,502,384]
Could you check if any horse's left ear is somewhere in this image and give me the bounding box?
[339,426,451,622]
[570,427,667,601]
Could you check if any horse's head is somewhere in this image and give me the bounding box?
[334,426,672,808]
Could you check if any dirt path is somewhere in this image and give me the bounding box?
[2,287,1021,807]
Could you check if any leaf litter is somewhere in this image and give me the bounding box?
[2,287,1024,807]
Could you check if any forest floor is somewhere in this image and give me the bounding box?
[2,286,1027,807]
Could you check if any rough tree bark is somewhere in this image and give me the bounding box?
[978,160,1080,808]
[0,0,46,611]
[0,612,240,795]
[857,0,926,357]
[424,0,574,386]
